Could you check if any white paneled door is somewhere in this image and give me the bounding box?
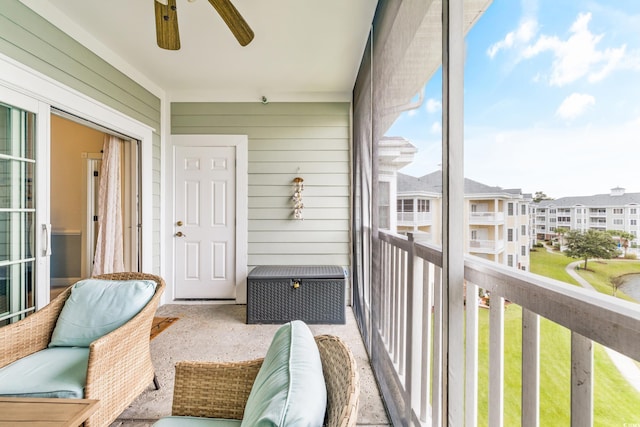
[174,145,236,299]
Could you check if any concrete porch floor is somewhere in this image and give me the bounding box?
[110,304,391,426]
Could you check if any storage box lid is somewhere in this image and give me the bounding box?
[248,265,345,279]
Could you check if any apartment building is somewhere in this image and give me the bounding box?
[532,187,640,245]
[395,171,532,271]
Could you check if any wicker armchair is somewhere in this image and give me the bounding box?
[169,334,360,427]
[0,272,165,427]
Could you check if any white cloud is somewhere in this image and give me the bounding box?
[521,12,628,86]
[431,122,442,134]
[556,93,595,120]
[426,98,442,113]
[463,118,640,197]
[487,18,538,59]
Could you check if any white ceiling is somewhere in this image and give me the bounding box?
[20,0,378,102]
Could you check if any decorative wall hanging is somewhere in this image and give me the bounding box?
[292,177,304,219]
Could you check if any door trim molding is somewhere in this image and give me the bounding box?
[0,52,154,308]
[167,135,249,303]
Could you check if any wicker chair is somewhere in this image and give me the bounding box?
[0,272,165,427]
[169,334,360,427]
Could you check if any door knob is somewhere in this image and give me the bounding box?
[176,221,183,226]
[175,231,185,237]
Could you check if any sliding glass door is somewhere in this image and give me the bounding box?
[0,101,37,325]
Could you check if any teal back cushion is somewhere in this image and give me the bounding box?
[241,320,327,427]
[49,278,156,347]
[0,347,89,398]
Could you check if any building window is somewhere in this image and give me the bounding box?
[631,219,637,226]
[507,255,513,267]
[614,208,624,215]
[397,199,413,212]
[417,199,430,212]
[614,219,623,226]
[521,225,526,235]
[508,203,514,216]
[521,245,526,256]
[508,229,513,242]
[521,204,526,215]
[631,208,637,215]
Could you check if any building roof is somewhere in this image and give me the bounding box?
[536,190,640,208]
[397,171,525,198]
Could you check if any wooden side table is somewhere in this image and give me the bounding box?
[0,397,99,427]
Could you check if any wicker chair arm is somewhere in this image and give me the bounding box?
[83,273,165,427]
[0,286,71,368]
[314,335,360,427]
[172,359,264,420]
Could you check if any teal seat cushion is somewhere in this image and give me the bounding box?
[153,416,242,427]
[241,320,327,427]
[0,347,89,398]
[49,278,156,347]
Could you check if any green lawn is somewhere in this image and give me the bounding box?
[475,249,640,426]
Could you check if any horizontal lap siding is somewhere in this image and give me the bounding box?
[172,102,351,268]
[1,1,162,274]
[0,1,161,131]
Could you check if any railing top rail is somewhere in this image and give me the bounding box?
[378,229,640,361]
[378,230,443,266]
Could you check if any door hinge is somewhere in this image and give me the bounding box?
[93,215,98,221]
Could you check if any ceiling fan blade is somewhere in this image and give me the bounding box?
[154,0,181,50]
[207,0,254,46]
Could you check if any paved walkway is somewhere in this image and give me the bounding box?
[565,259,640,393]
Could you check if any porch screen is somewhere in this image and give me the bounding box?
[352,0,446,355]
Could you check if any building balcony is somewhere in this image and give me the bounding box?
[397,211,433,226]
[468,238,505,253]
[375,230,640,425]
[469,211,505,224]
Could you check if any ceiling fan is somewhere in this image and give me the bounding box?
[154,0,254,50]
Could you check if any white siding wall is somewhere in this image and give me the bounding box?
[171,102,351,269]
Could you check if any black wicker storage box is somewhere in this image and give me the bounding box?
[247,265,346,324]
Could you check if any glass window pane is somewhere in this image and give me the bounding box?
[0,159,34,209]
[0,211,34,262]
[0,261,35,326]
[0,100,37,327]
[0,103,35,160]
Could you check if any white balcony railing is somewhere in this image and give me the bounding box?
[469,211,505,223]
[468,239,504,253]
[374,230,640,426]
[397,211,433,225]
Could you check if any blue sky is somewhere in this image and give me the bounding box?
[388,0,640,198]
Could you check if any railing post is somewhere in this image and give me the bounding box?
[489,296,505,427]
[571,332,593,427]
[522,309,540,427]
[465,283,479,427]
[405,233,424,422]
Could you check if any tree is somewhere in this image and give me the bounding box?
[606,229,635,256]
[564,229,619,270]
[556,227,569,248]
[533,191,553,203]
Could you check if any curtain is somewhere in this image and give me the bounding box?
[92,135,125,275]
